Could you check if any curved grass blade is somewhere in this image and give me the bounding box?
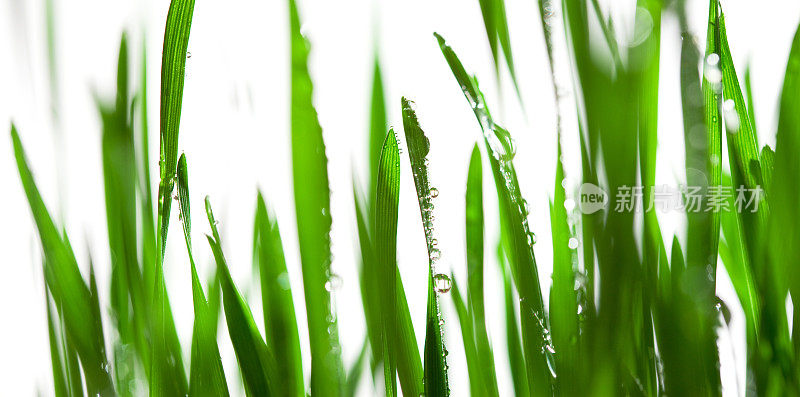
[206,198,276,396]
[255,192,304,397]
[175,155,229,396]
[288,1,344,393]
[11,125,114,394]
[375,129,401,396]
[465,144,499,396]
[400,99,449,397]
[434,33,552,395]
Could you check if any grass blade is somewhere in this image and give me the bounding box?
[498,247,528,396]
[11,124,114,394]
[288,1,344,393]
[434,33,553,395]
[375,129,401,396]
[450,275,482,396]
[465,144,499,396]
[206,198,276,396]
[255,192,304,396]
[175,155,230,396]
[400,98,450,396]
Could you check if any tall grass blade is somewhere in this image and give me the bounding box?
[175,155,229,396]
[255,192,304,396]
[498,247,528,396]
[465,144,499,396]
[288,1,344,393]
[434,33,552,395]
[449,275,483,396]
[11,124,114,394]
[375,129,401,396]
[206,198,277,396]
[400,98,450,396]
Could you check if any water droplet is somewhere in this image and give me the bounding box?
[433,273,452,293]
[723,99,740,132]
[629,7,653,47]
[276,272,291,290]
[430,238,438,247]
[325,273,342,291]
[527,232,538,245]
[706,53,720,66]
[568,238,579,249]
[429,187,439,198]
[173,193,179,201]
[564,198,576,212]
[520,199,530,216]
[704,54,722,84]
[186,51,192,58]
[487,125,516,161]
[429,248,441,261]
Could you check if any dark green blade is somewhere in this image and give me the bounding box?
[434,34,552,395]
[206,198,276,396]
[255,192,304,396]
[175,155,229,396]
[11,125,114,394]
[498,247,528,396]
[288,1,344,394]
[400,99,450,397]
[44,286,68,397]
[465,144,498,396]
[375,130,401,396]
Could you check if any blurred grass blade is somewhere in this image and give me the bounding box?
[288,1,344,394]
[206,198,276,396]
[45,286,68,397]
[450,275,483,396]
[375,129,401,396]
[369,56,388,210]
[175,155,229,396]
[255,192,304,396]
[434,33,553,395]
[11,124,114,394]
[477,0,522,103]
[465,144,499,396]
[498,246,528,396]
[139,35,157,316]
[400,98,450,396]
[346,338,369,396]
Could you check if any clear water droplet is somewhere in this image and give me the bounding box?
[277,272,291,290]
[487,125,516,161]
[564,198,576,212]
[429,248,441,261]
[527,232,538,245]
[325,273,342,291]
[429,187,439,198]
[433,273,452,293]
[186,51,192,58]
[568,237,579,249]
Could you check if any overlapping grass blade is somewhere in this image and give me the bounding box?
[150,0,197,392]
[288,1,344,393]
[400,98,449,396]
[434,33,552,395]
[345,337,369,396]
[464,144,499,396]
[476,0,522,103]
[497,246,528,396]
[206,198,276,396]
[175,155,229,396]
[44,286,68,397]
[255,192,304,396]
[11,125,114,394]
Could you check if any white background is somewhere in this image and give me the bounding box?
[1,0,799,395]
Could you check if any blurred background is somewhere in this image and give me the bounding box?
[1,0,799,394]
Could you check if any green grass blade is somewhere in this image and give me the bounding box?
[369,56,387,211]
[45,288,68,397]
[465,144,499,396]
[434,33,552,395]
[175,155,230,397]
[345,337,369,396]
[477,0,499,69]
[11,124,114,394]
[450,275,483,396]
[375,129,401,396]
[400,99,450,397]
[547,144,578,395]
[255,192,304,397]
[288,1,344,394]
[498,247,528,396]
[139,35,156,322]
[206,198,276,396]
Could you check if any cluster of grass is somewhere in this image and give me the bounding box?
[10,0,800,395]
